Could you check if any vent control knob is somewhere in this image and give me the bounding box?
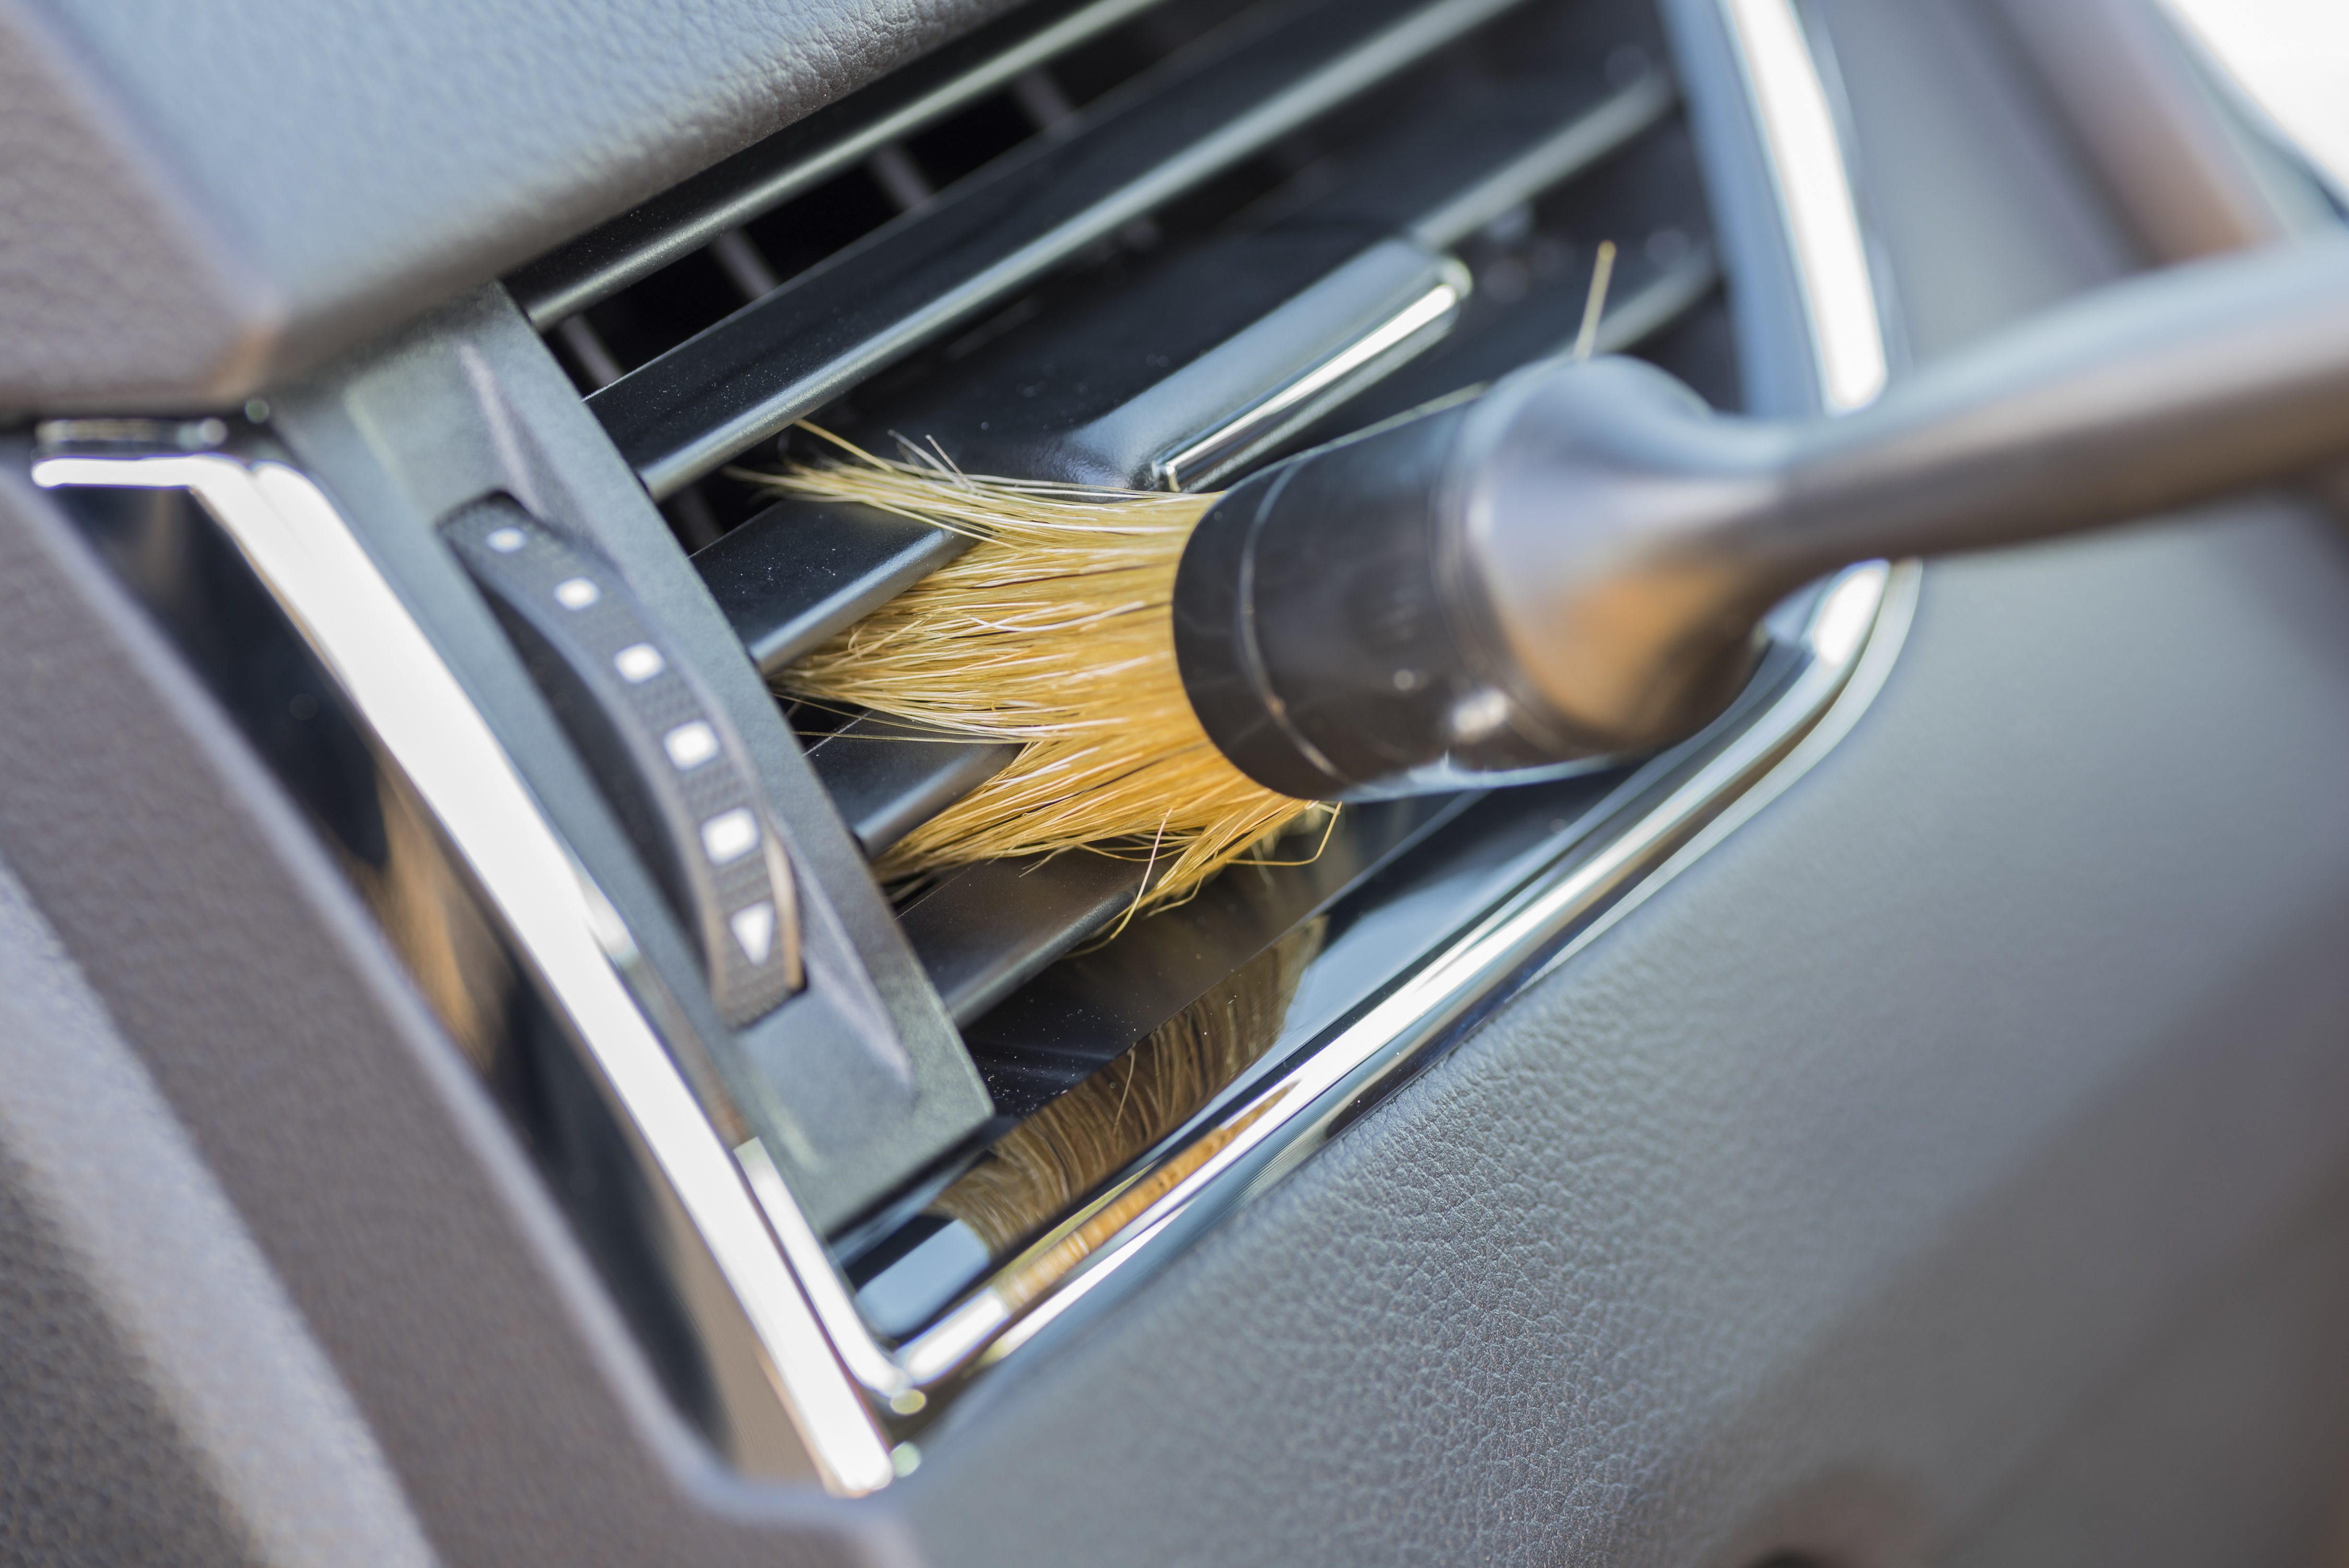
[447,500,801,1025]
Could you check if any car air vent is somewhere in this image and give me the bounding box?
[510,0,1741,1323]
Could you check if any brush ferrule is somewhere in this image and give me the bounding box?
[1172,399,1591,799]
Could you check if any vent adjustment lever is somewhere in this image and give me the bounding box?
[447,500,802,1025]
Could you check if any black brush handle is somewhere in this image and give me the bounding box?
[1175,231,2349,799]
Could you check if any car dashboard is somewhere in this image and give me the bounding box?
[2,0,2349,1564]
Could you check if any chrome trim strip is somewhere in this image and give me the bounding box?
[1717,0,1887,410]
[896,563,1913,1394]
[734,1136,911,1397]
[31,451,899,1497]
[1153,268,1468,490]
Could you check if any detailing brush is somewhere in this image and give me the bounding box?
[758,438,1312,908]
[767,231,2349,888]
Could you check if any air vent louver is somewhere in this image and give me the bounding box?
[513,0,1737,1302]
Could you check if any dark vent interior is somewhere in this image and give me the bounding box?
[512,0,1739,1329]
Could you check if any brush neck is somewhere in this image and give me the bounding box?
[1172,402,1592,800]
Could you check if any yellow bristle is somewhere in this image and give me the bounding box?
[745,431,1322,909]
[930,919,1324,1259]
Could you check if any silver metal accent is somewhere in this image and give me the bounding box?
[1153,267,1468,491]
[30,450,899,1497]
[1138,66,1683,497]
[35,416,230,454]
[29,1,1901,1499]
[1718,0,1887,410]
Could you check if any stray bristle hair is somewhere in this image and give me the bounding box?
[748,430,1320,908]
[930,919,1325,1259]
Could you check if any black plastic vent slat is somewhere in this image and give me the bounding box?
[805,715,1022,857]
[694,497,971,675]
[846,71,1676,488]
[874,184,1723,1009]
[1285,117,1729,446]
[699,46,1715,934]
[961,793,1479,1112]
[1403,70,1675,247]
[708,70,1685,674]
[591,0,1534,499]
[898,854,1152,1023]
[560,0,1729,1119]
[868,235,1456,487]
[507,0,1164,327]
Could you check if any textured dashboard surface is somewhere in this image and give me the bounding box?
[0,855,436,1568]
[0,0,1022,411]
